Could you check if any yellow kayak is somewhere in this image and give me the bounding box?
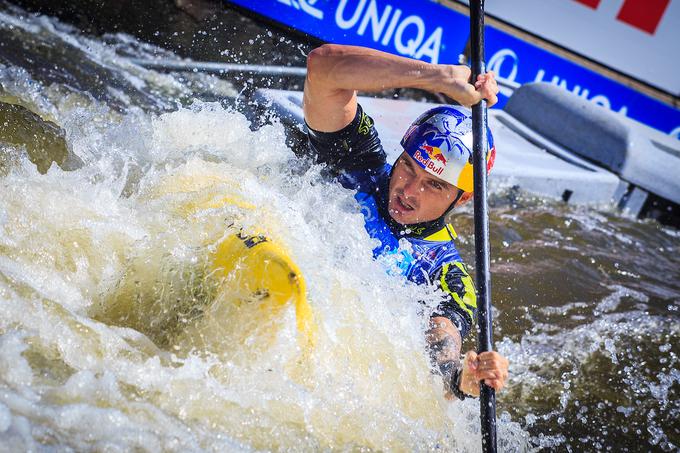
[96,163,315,353]
[177,229,315,352]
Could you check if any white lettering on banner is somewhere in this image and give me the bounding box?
[336,0,365,28]
[488,49,519,82]
[414,24,442,62]
[487,49,519,97]
[394,15,424,56]
[381,8,401,45]
[487,48,636,117]
[335,0,443,63]
[534,69,628,114]
[671,127,680,141]
[278,0,324,20]
[481,1,679,94]
[357,0,392,40]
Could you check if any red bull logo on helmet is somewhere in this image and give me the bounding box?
[412,144,446,176]
[423,145,448,165]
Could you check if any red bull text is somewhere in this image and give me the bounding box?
[413,148,445,175]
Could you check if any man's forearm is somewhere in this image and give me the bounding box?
[426,316,463,393]
[307,44,449,95]
[303,44,489,133]
[304,44,498,132]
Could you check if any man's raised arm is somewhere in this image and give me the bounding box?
[303,44,498,132]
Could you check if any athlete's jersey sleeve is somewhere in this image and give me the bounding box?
[306,104,387,175]
[431,261,477,338]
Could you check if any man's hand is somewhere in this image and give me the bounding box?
[459,350,509,397]
[474,72,499,107]
[437,65,499,108]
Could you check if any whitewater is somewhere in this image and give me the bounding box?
[0,4,678,451]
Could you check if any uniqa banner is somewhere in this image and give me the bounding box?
[225,0,470,64]
[464,0,679,97]
[225,0,680,140]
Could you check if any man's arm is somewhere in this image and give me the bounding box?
[303,44,498,133]
[427,316,508,398]
[427,315,464,393]
[427,262,508,398]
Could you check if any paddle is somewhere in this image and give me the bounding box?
[469,1,497,452]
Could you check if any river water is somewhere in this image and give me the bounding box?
[0,4,678,452]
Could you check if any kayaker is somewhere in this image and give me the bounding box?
[303,44,508,400]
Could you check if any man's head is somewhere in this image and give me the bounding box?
[387,105,495,225]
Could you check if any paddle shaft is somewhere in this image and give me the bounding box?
[469,1,497,452]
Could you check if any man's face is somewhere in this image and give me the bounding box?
[388,152,462,225]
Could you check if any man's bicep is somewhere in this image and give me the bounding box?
[303,49,358,132]
[305,104,386,174]
[303,84,357,132]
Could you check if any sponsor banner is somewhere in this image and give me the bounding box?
[469,0,679,96]
[226,0,680,139]
[225,0,469,64]
[485,26,680,139]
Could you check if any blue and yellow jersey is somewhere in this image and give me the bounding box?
[306,104,477,338]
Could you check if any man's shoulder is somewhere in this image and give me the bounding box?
[305,103,387,175]
[416,239,461,265]
[405,227,463,279]
[356,107,375,136]
[339,162,391,191]
[421,224,458,243]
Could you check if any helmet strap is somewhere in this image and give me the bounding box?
[442,188,465,219]
[450,188,465,209]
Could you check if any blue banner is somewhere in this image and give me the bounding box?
[485,26,680,140]
[226,0,469,65]
[225,0,680,140]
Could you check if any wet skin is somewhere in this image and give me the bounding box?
[387,152,462,225]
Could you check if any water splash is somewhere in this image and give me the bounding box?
[1,86,521,451]
[1,3,678,451]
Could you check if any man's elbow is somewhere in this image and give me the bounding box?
[429,316,462,341]
[306,44,345,82]
[307,44,344,64]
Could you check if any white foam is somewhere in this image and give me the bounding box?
[0,92,527,450]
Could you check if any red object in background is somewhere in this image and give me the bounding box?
[617,0,670,34]
[573,0,601,9]
[574,0,670,35]
[486,147,496,173]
